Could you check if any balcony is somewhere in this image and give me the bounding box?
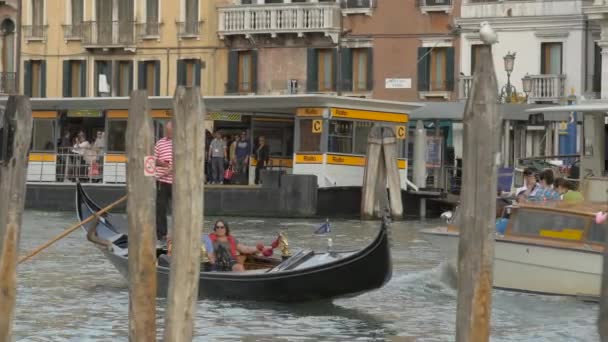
[458,74,566,103]
[137,20,162,39]
[23,25,47,41]
[527,74,566,103]
[63,24,83,40]
[82,21,136,49]
[218,3,341,43]
[418,0,452,14]
[176,21,203,39]
[0,72,17,94]
[340,0,376,16]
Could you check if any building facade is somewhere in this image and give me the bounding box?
[20,0,227,98]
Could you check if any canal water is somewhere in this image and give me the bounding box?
[15,211,598,341]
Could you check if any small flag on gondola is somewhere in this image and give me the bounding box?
[314,219,331,235]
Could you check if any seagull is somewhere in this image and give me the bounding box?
[479,21,498,45]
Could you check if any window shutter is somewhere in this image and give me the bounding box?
[251,50,258,93]
[340,48,352,92]
[40,60,46,98]
[195,59,202,87]
[128,61,134,95]
[107,62,113,96]
[80,60,87,97]
[62,60,71,97]
[94,61,98,96]
[445,47,455,91]
[138,61,146,90]
[177,59,185,86]
[154,61,160,95]
[332,48,338,91]
[540,44,546,75]
[417,47,430,92]
[366,47,373,91]
[306,48,318,92]
[24,61,31,97]
[226,51,238,94]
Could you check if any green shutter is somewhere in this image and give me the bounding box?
[417,47,430,92]
[306,48,318,92]
[331,49,337,91]
[40,61,46,98]
[177,59,185,86]
[80,60,87,97]
[445,47,454,91]
[195,59,202,87]
[340,48,352,92]
[94,61,98,96]
[226,51,238,94]
[366,48,373,91]
[24,61,31,97]
[154,61,160,95]
[63,60,71,97]
[138,61,146,90]
[251,50,258,93]
[106,61,113,96]
[128,61,134,95]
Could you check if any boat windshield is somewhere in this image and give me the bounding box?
[587,221,606,244]
[511,209,588,241]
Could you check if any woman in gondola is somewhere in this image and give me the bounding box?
[206,219,269,272]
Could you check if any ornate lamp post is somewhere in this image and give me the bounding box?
[521,73,532,103]
[499,51,517,103]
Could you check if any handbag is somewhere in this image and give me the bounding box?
[224,166,234,180]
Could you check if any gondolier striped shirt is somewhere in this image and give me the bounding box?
[155,137,173,184]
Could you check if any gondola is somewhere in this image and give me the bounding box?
[75,183,392,302]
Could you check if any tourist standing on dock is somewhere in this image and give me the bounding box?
[209,131,227,184]
[254,136,270,185]
[155,121,173,243]
[235,131,250,184]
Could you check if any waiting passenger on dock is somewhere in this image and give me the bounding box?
[528,169,560,202]
[208,131,227,184]
[234,131,251,184]
[254,136,270,185]
[555,178,584,203]
[155,121,173,245]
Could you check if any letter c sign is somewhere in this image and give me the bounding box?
[312,120,323,133]
[396,126,406,139]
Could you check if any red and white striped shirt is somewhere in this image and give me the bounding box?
[154,137,173,184]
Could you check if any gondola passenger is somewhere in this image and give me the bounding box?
[205,219,267,272]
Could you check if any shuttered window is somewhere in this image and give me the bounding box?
[185,0,199,34]
[227,51,257,94]
[471,44,482,74]
[32,0,44,26]
[177,59,201,87]
[63,60,86,97]
[147,0,159,22]
[541,42,562,75]
[417,46,454,92]
[71,0,83,24]
[138,60,160,96]
[95,60,112,96]
[116,61,133,97]
[24,60,45,98]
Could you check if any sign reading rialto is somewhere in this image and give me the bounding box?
[144,156,156,177]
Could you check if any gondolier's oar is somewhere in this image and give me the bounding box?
[18,195,127,264]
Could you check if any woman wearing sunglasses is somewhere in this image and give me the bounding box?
[206,219,268,272]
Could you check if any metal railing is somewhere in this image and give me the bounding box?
[218,3,341,38]
[341,0,376,9]
[176,21,203,38]
[137,20,162,38]
[82,21,136,47]
[417,0,453,6]
[63,24,83,40]
[0,72,17,94]
[23,25,47,40]
[27,148,105,183]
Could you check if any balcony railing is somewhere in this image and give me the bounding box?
[340,0,376,9]
[458,75,473,100]
[527,74,566,103]
[23,25,48,40]
[63,24,83,40]
[176,21,203,38]
[82,21,136,48]
[218,3,341,43]
[418,0,453,6]
[137,20,162,38]
[0,72,17,94]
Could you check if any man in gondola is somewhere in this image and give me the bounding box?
[155,121,173,246]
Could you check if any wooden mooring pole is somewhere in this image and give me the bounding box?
[361,125,403,220]
[0,96,32,342]
[163,87,205,341]
[599,234,608,340]
[455,44,501,342]
[125,90,157,341]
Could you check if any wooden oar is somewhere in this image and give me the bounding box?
[18,195,127,264]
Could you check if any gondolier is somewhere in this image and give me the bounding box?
[155,121,173,244]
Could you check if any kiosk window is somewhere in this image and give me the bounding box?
[353,121,373,155]
[31,119,56,152]
[298,119,321,152]
[328,120,353,154]
[106,120,127,152]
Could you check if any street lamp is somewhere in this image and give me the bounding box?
[499,51,517,103]
[521,73,532,103]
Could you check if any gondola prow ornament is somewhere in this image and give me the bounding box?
[277,231,292,260]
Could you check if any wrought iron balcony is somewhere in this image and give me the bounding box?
[218,3,341,43]
[176,21,203,38]
[0,72,17,94]
[82,21,136,48]
[417,0,452,13]
[23,25,47,41]
[137,20,162,39]
[63,24,83,40]
[527,74,566,103]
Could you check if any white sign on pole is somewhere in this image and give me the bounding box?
[385,78,412,89]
